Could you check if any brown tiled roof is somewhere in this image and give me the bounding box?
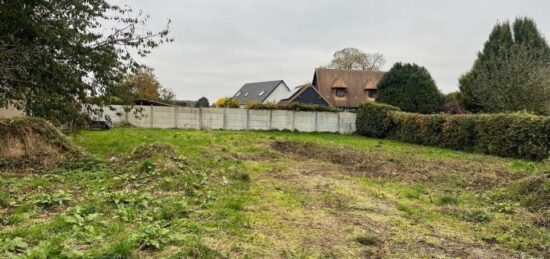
[313,68,384,108]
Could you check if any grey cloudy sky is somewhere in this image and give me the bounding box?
[127,0,550,101]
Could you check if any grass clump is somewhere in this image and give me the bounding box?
[437,195,460,206]
[355,235,379,246]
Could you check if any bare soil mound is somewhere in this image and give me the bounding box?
[0,117,83,167]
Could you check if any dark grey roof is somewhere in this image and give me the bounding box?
[233,80,287,104]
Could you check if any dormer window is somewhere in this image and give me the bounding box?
[258,90,265,96]
[335,88,347,97]
[244,92,249,97]
[235,92,241,97]
[367,89,377,98]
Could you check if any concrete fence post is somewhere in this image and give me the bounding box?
[314,112,318,132]
[174,106,178,129]
[198,107,203,130]
[223,108,227,130]
[291,111,295,131]
[337,113,341,133]
[268,110,273,130]
[245,109,250,130]
[149,105,154,128]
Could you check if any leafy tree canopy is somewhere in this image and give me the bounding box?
[111,68,175,103]
[195,97,210,108]
[377,63,444,114]
[459,17,550,114]
[0,0,172,127]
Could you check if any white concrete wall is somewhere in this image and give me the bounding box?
[201,108,224,130]
[102,105,127,124]
[317,112,339,132]
[152,106,176,129]
[177,108,200,129]
[271,110,293,130]
[129,106,151,128]
[339,112,356,134]
[106,105,356,134]
[225,108,247,130]
[263,82,290,103]
[248,110,271,130]
[294,111,316,132]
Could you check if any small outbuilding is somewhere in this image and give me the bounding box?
[133,98,173,107]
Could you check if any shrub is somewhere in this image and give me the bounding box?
[441,115,477,151]
[377,62,444,114]
[245,102,340,112]
[214,97,239,108]
[475,113,548,160]
[442,102,469,114]
[356,107,550,160]
[355,102,400,138]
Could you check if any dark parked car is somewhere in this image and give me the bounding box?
[90,116,112,130]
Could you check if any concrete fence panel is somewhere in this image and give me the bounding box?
[128,106,151,128]
[225,108,247,130]
[339,112,357,134]
[98,105,356,134]
[152,106,176,129]
[177,108,200,129]
[317,112,339,132]
[201,108,224,130]
[271,110,293,131]
[293,111,316,132]
[248,110,271,130]
[103,105,126,125]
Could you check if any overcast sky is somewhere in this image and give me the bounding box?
[125,0,550,101]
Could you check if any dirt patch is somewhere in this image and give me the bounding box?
[0,117,83,168]
[270,141,525,190]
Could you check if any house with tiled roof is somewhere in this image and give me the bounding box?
[312,68,385,109]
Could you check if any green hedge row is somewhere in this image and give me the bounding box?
[357,102,550,160]
[245,102,340,112]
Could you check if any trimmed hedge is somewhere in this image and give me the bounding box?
[357,103,550,160]
[245,102,341,112]
[356,103,400,138]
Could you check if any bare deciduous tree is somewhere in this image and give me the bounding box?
[327,47,385,71]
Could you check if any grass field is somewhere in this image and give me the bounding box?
[1,128,549,258]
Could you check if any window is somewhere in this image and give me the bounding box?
[367,89,377,99]
[258,90,265,96]
[235,92,241,97]
[244,92,249,97]
[335,88,346,97]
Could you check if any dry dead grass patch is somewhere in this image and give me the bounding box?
[238,154,521,258]
[271,140,526,190]
[0,117,83,168]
